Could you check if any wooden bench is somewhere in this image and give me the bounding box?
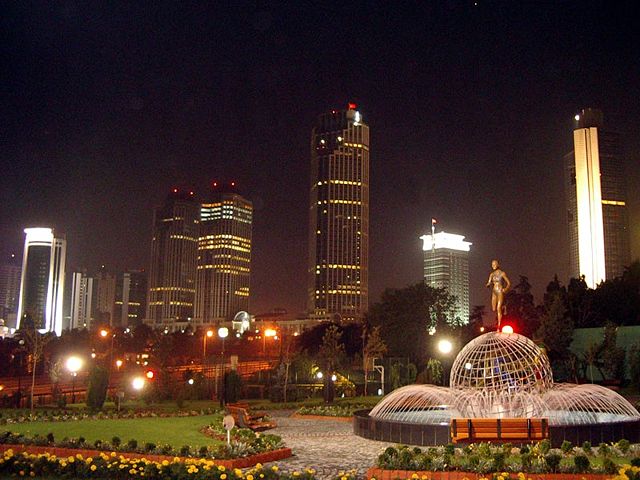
[226,402,267,420]
[226,405,276,432]
[450,417,549,444]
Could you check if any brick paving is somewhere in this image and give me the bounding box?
[262,410,392,480]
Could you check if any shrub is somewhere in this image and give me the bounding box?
[539,439,551,454]
[573,454,590,473]
[86,365,109,411]
[602,457,617,474]
[127,439,138,450]
[180,445,191,456]
[561,440,573,453]
[144,442,156,452]
[46,432,54,444]
[492,451,506,472]
[198,445,209,457]
[582,441,592,455]
[598,442,611,457]
[544,453,562,473]
[444,443,455,455]
[111,436,121,447]
[618,439,631,454]
[631,457,640,467]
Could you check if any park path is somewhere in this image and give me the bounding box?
[263,411,392,480]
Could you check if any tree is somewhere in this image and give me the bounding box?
[504,276,540,337]
[536,290,573,367]
[368,282,458,364]
[362,325,387,396]
[17,314,53,415]
[601,323,626,381]
[317,325,345,403]
[86,365,109,411]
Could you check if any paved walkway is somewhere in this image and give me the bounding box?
[263,411,392,479]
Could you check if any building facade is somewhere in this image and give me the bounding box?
[16,227,66,335]
[94,268,116,326]
[420,231,472,324]
[69,271,94,330]
[146,189,199,331]
[565,108,631,288]
[195,183,252,324]
[308,103,369,322]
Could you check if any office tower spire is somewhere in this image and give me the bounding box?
[16,227,66,335]
[565,108,631,287]
[195,182,252,324]
[146,189,199,331]
[308,103,369,322]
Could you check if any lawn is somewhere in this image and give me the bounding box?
[5,413,224,448]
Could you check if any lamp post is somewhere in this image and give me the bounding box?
[217,327,228,405]
[100,329,115,392]
[66,356,83,404]
[437,339,453,386]
[203,329,214,362]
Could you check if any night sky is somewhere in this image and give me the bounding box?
[2,1,639,316]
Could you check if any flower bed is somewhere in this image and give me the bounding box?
[0,448,299,479]
[290,413,352,423]
[372,442,640,478]
[295,405,365,418]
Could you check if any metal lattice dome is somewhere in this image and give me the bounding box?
[450,331,553,394]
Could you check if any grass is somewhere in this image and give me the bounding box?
[4,414,225,448]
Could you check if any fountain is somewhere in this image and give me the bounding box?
[354,331,640,446]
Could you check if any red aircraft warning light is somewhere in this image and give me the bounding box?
[348,102,357,110]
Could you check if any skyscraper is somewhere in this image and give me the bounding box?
[420,230,472,324]
[94,267,116,325]
[16,227,66,335]
[565,108,631,288]
[70,271,94,330]
[195,182,252,324]
[146,189,199,331]
[0,255,21,328]
[114,270,147,327]
[308,103,369,322]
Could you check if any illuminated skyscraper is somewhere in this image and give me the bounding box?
[565,108,630,288]
[70,271,94,330]
[0,255,21,327]
[420,230,472,324]
[94,267,116,325]
[146,189,199,331]
[16,228,66,335]
[308,103,369,322]
[195,183,252,324]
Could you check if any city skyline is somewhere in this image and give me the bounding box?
[2,2,640,317]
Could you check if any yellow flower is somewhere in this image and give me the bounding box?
[412,474,419,479]
[76,453,83,460]
[221,474,227,479]
[272,466,279,472]
[68,456,75,463]
[247,474,254,480]
[91,465,97,471]
[162,460,170,466]
[219,465,226,471]
[86,457,93,464]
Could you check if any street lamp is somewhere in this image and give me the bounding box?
[218,327,229,355]
[203,329,214,361]
[217,327,229,405]
[437,339,453,354]
[436,339,454,386]
[66,356,83,404]
[115,359,123,370]
[131,376,145,391]
[263,328,277,355]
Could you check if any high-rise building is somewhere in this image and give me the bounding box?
[114,270,147,327]
[16,228,66,335]
[146,189,199,331]
[70,271,94,330]
[420,230,472,324]
[565,108,631,288]
[308,103,369,322]
[0,255,21,327]
[94,268,116,326]
[195,183,252,324]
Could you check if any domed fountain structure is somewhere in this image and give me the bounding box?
[354,331,640,445]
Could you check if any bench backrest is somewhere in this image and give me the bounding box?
[451,417,548,438]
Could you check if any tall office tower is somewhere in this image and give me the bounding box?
[146,189,199,331]
[565,108,631,288]
[16,228,66,335]
[69,271,94,330]
[0,255,21,326]
[308,103,369,322]
[195,183,252,324]
[114,270,147,327]
[420,230,472,324]
[94,268,116,325]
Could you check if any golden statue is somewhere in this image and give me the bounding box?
[486,259,511,329]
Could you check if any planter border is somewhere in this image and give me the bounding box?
[0,444,292,469]
[366,467,613,480]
